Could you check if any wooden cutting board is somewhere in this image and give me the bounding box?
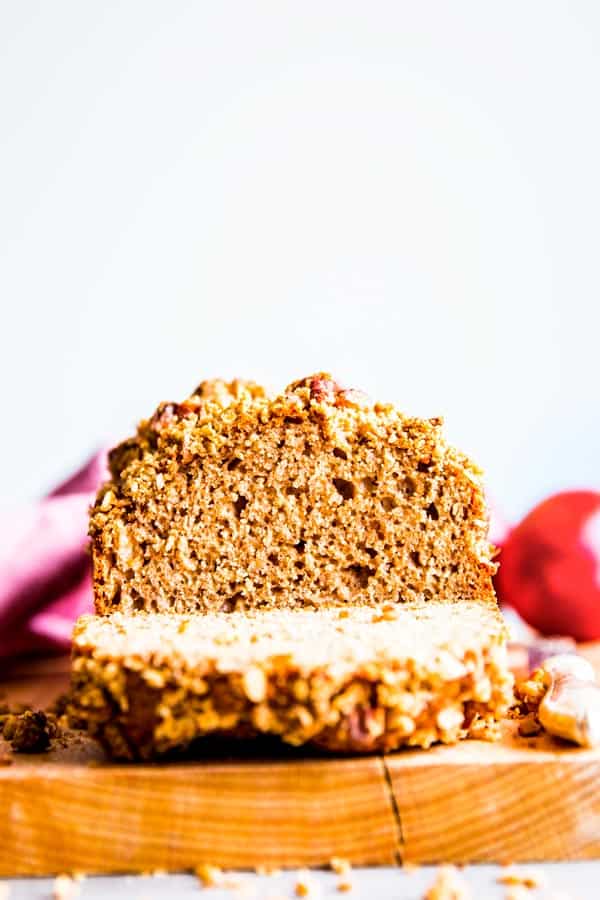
[2,651,600,876]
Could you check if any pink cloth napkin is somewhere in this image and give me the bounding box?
[0,451,108,662]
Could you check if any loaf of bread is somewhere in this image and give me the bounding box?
[71,602,512,760]
[90,374,497,615]
[72,373,512,758]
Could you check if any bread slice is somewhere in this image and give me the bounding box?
[90,374,497,615]
[70,602,512,760]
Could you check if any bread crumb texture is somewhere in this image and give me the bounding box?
[90,374,498,615]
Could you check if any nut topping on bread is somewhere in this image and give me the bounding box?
[73,374,512,758]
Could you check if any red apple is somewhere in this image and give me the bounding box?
[495,491,600,641]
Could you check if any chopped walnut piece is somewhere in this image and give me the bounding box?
[498,868,546,889]
[514,674,548,712]
[330,857,351,875]
[195,863,223,886]
[295,870,318,897]
[467,716,501,742]
[423,864,471,900]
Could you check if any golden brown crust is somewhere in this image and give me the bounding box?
[69,604,513,760]
[90,374,497,616]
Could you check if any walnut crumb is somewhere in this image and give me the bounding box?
[52,874,80,900]
[337,880,353,892]
[330,857,351,875]
[424,864,470,900]
[498,868,545,889]
[295,871,317,897]
[195,863,223,886]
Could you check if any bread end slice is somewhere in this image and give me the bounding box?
[70,602,513,760]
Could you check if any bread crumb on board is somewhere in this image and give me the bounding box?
[194,864,247,891]
[195,863,223,887]
[423,864,470,900]
[329,858,351,875]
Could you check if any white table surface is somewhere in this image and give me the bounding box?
[1,863,595,899]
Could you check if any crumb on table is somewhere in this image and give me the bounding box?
[498,868,546,889]
[424,864,471,900]
[52,874,80,900]
[295,870,317,897]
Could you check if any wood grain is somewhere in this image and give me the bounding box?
[0,740,398,875]
[386,722,600,864]
[2,654,600,874]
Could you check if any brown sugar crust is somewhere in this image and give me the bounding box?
[70,604,513,760]
[90,374,497,615]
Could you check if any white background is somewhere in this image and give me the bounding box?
[1,2,599,523]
